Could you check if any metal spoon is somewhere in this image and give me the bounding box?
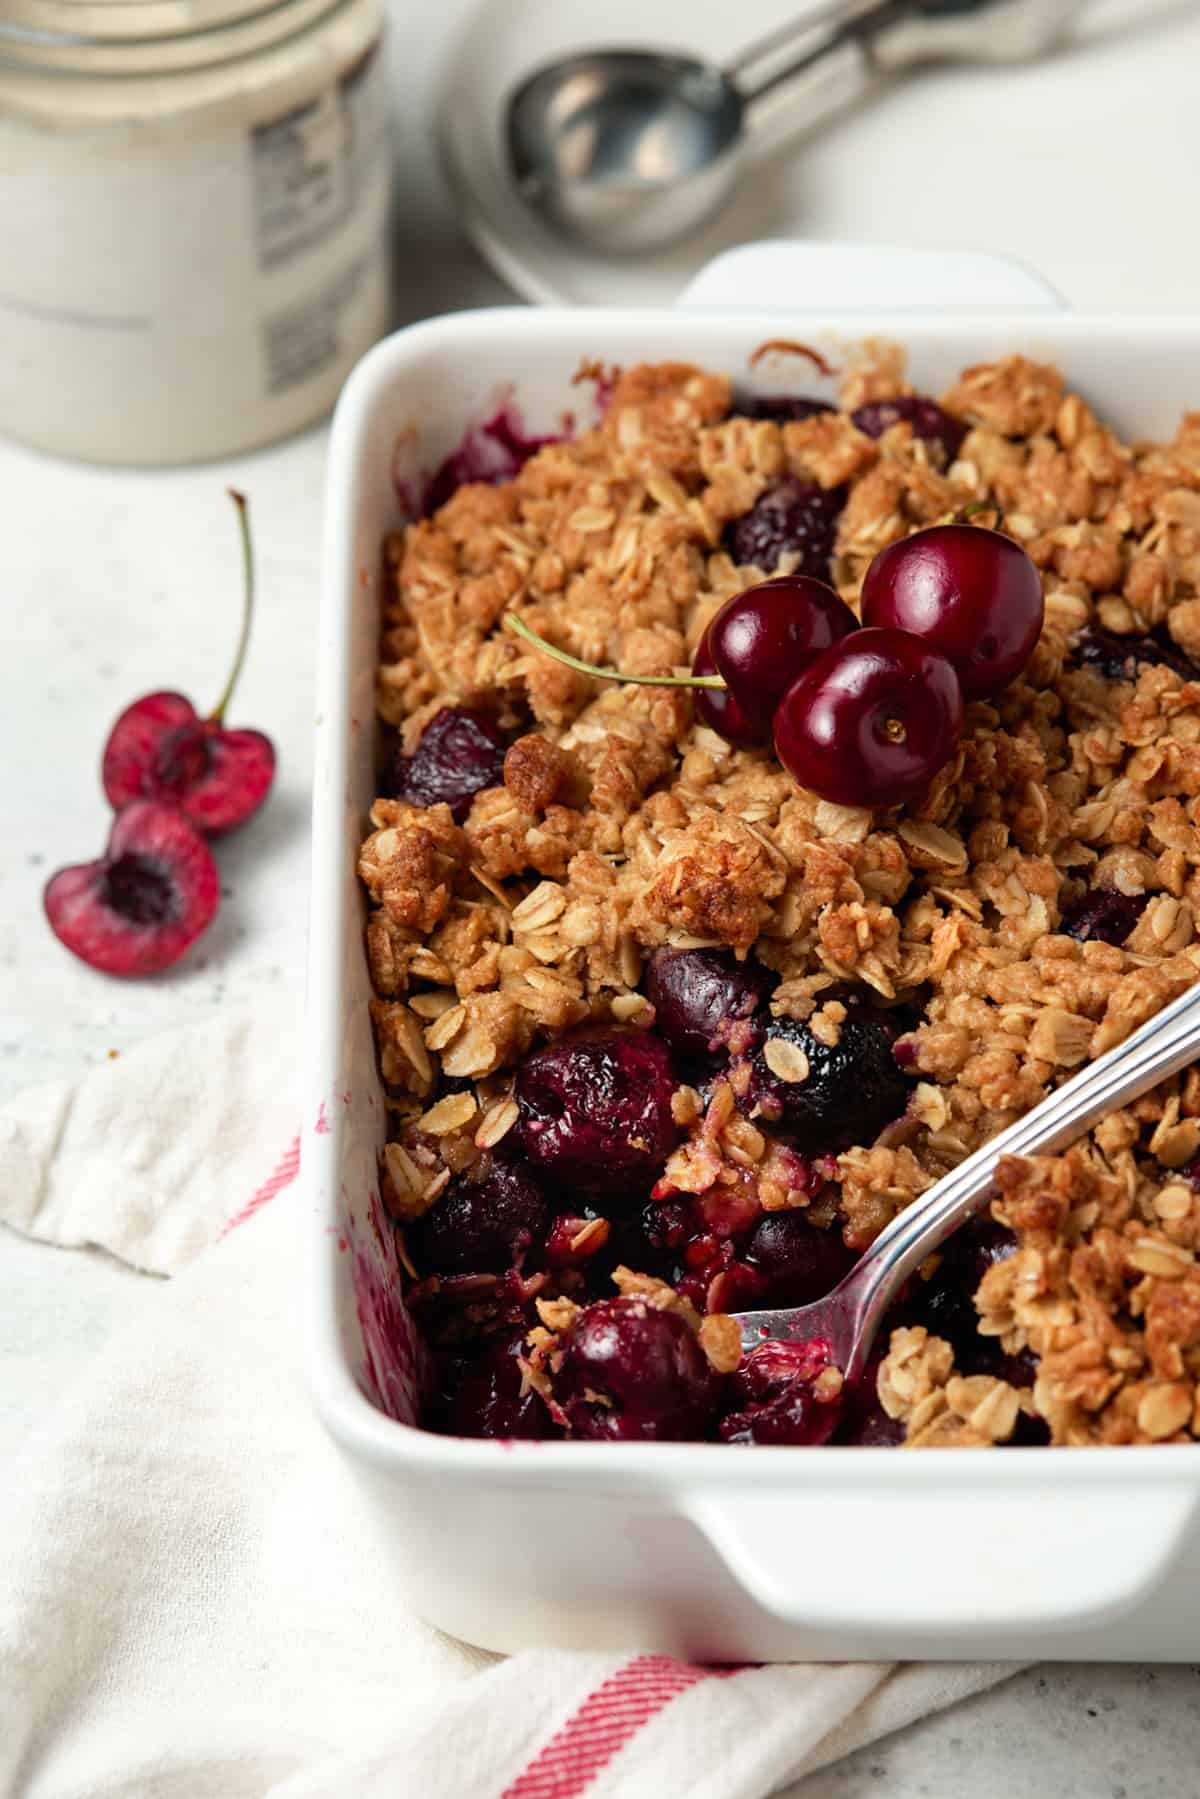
[731,975,1200,1381]
[506,0,1086,254]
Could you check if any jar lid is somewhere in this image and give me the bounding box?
[0,0,344,72]
[2,0,283,35]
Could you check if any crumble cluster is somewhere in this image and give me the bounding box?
[361,347,1200,1447]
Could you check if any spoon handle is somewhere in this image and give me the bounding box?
[724,1,889,81]
[735,1,898,109]
[846,974,1200,1372]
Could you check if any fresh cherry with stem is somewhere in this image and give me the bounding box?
[691,632,763,746]
[707,576,858,721]
[506,572,854,732]
[102,490,276,835]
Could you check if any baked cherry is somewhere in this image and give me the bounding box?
[912,1216,1015,1348]
[1075,627,1199,685]
[744,1210,858,1306]
[1006,1410,1051,1446]
[707,576,859,722]
[909,1216,1037,1387]
[774,627,964,808]
[102,491,275,836]
[736,393,835,424]
[748,1008,909,1153]
[726,478,847,580]
[860,524,1043,699]
[556,1295,720,1441]
[645,947,773,1061]
[444,1329,553,1440]
[639,1196,693,1253]
[719,1338,841,1446]
[404,1147,549,1276]
[720,1381,840,1446]
[44,799,220,977]
[1059,887,1148,947]
[516,1026,681,1199]
[834,1346,905,1446]
[851,395,967,464]
[691,633,763,747]
[385,705,507,822]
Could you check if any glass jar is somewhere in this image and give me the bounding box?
[0,0,391,464]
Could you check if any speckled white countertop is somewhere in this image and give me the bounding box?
[3,0,1199,1790]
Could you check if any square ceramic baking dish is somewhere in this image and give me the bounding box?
[306,273,1200,1661]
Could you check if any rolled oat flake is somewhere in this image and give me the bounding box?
[0,0,390,464]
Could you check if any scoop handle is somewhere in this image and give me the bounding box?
[736,0,1086,118]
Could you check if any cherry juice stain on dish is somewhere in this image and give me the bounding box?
[314,1101,331,1135]
[393,390,570,518]
[423,400,570,513]
[349,1185,428,1424]
[393,371,616,518]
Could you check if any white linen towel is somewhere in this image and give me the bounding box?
[0,1006,1020,1798]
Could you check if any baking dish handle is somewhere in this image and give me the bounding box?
[677,241,1063,311]
[688,1482,1196,1635]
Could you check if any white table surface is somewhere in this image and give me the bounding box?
[3,0,1199,1791]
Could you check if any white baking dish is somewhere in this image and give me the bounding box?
[306,277,1200,1661]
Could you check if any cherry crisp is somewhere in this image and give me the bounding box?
[359,346,1200,1449]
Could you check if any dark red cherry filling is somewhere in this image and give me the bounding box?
[748,1008,909,1154]
[834,1346,905,1446]
[645,947,773,1062]
[735,393,835,424]
[1006,1412,1051,1447]
[851,395,967,464]
[907,1217,1033,1385]
[405,1148,549,1276]
[442,1329,555,1440]
[1059,887,1148,947]
[385,706,507,822]
[1074,627,1200,685]
[744,1210,858,1307]
[423,403,566,514]
[516,1026,681,1199]
[719,1339,841,1446]
[725,478,847,580]
[556,1296,721,1441]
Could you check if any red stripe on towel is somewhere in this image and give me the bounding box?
[501,1656,735,1799]
[221,1135,301,1236]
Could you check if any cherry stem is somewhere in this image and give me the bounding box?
[209,488,255,724]
[505,612,725,689]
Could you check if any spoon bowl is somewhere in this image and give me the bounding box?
[507,50,745,254]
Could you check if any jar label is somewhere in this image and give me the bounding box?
[252,44,383,274]
[0,32,390,463]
